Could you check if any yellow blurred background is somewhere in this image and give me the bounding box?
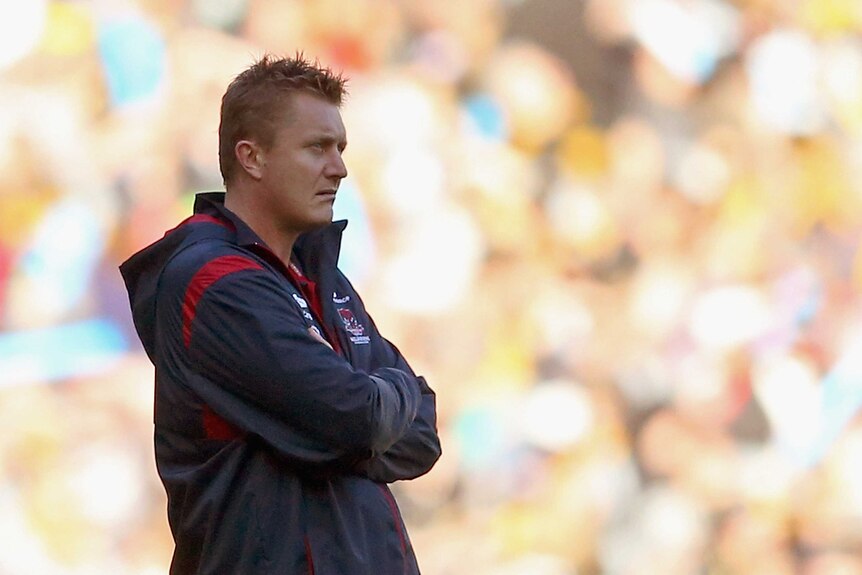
[2,0,862,573]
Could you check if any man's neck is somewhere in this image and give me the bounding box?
[224,188,298,267]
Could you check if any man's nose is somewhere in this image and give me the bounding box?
[328,152,348,180]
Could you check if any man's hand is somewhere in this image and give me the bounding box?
[308,327,333,349]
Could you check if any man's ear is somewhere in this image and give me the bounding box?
[235,140,266,180]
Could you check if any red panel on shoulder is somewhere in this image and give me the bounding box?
[182,255,263,348]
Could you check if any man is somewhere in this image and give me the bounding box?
[120,54,441,574]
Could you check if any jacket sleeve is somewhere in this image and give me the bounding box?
[167,257,422,471]
[353,321,442,483]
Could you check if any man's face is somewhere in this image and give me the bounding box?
[258,91,348,236]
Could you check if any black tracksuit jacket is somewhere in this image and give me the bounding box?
[120,192,441,574]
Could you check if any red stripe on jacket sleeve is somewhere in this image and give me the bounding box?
[182,255,263,348]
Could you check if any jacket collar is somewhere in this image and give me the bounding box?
[192,191,348,276]
[193,191,265,248]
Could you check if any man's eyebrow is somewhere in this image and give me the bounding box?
[311,134,348,147]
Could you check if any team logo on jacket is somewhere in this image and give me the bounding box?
[337,308,370,344]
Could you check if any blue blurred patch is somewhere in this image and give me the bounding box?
[453,406,509,471]
[18,199,104,318]
[97,14,166,107]
[332,179,376,286]
[805,351,862,467]
[0,319,128,388]
[463,94,508,140]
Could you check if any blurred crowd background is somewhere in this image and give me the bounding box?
[2,0,862,573]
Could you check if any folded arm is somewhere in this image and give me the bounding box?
[353,320,442,483]
[164,253,422,471]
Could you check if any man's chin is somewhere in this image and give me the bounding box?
[304,215,335,232]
